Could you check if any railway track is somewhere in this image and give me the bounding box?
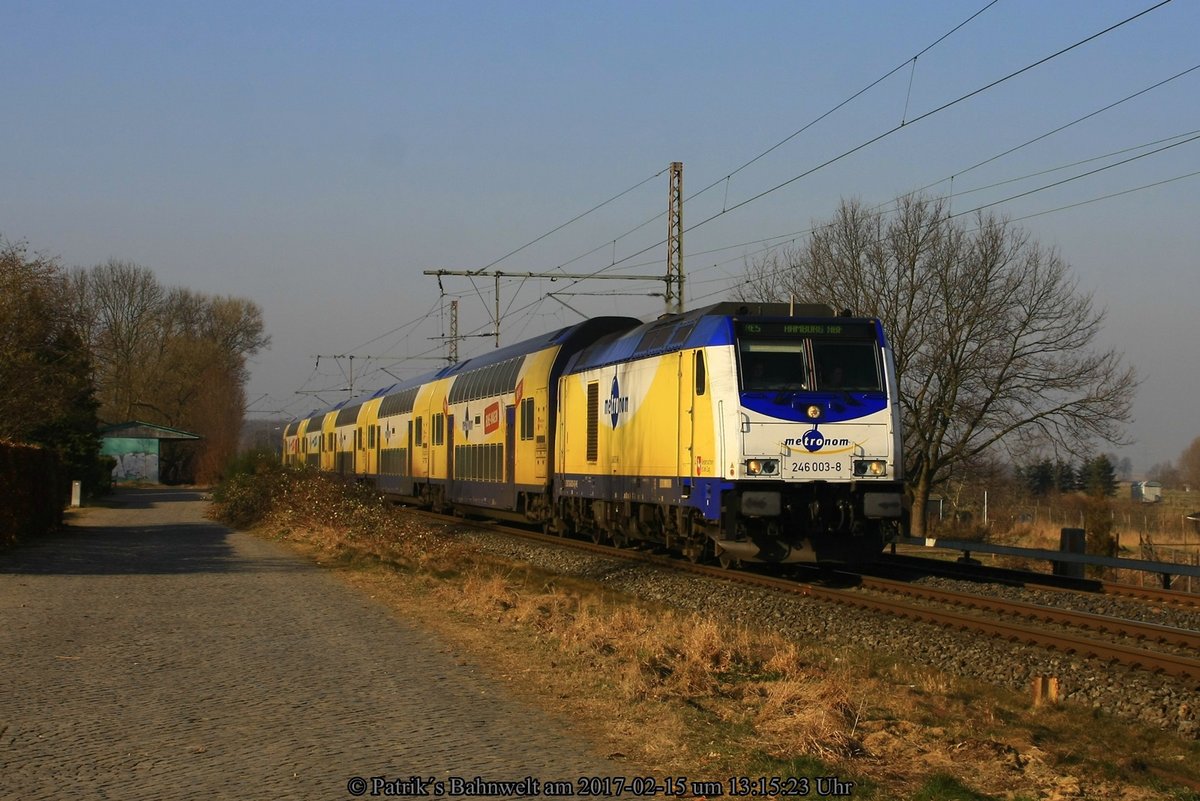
[445,513,1200,681]
[821,573,1200,680]
[873,553,1200,609]
[878,551,1200,611]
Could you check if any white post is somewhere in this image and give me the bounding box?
[70,481,82,508]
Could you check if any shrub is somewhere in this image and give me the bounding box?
[209,457,286,529]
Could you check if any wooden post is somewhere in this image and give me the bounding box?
[1032,675,1059,707]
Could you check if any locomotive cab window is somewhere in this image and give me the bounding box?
[811,340,882,392]
[736,321,884,394]
[738,341,809,391]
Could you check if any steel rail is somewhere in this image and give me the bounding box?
[848,574,1200,651]
[880,551,1200,610]
[429,513,1200,680]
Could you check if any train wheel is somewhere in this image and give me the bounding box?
[682,538,708,563]
[716,546,740,570]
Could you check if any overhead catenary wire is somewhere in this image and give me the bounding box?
[652,125,1200,274]
[532,0,1003,289]
[526,0,1177,305]
[293,0,1181,398]
[680,162,1200,308]
[393,0,1004,346]
[686,0,1176,234]
[688,0,1002,210]
[655,59,1200,277]
[315,0,1054,369]
[915,60,1200,194]
[949,130,1200,217]
[1004,169,1200,223]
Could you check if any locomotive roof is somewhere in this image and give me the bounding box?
[435,316,640,378]
[564,301,841,373]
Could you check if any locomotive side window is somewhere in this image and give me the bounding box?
[694,351,706,396]
[586,382,599,463]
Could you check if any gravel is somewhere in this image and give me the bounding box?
[456,527,1200,739]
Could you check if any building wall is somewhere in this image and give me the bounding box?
[100,437,160,483]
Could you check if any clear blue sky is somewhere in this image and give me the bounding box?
[3,0,1197,475]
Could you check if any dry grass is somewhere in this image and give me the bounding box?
[211,468,1200,801]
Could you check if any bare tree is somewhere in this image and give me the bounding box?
[740,195,1137,536]
[73,260,165,421]
[70,263,270,482]
[1179,436,1200,491]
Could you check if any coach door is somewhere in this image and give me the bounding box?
[680,350,704,479]
[372,423,380,475]
[406,420,414,492]
[446,415,455,499]
[505,405,516,485]
[533,388,548,480]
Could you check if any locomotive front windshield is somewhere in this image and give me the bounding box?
[737,323,883,393]
[739,341,810,391]
[810,339,882,391]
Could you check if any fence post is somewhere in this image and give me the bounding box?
[1054,528,1086,579]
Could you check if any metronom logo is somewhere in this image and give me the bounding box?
[784,430,852,453]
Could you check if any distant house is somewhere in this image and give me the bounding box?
[99,421,201,484]
[1131,480,1163,503]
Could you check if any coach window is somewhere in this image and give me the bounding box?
[415,416,424,446]
[694,351,706,396]
[433,413,444,446]
[520,397,534,441]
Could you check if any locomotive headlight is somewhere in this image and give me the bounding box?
[745,459,779,476]
[806,405,821,420]
[854,459,887,476]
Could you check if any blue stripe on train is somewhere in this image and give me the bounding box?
[739,392,888,423]
[556,473,734,521]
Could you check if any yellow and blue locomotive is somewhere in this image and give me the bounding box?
[284,302,905,565]
[553,302,904,564]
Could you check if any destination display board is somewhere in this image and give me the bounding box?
[736,321,876,338]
